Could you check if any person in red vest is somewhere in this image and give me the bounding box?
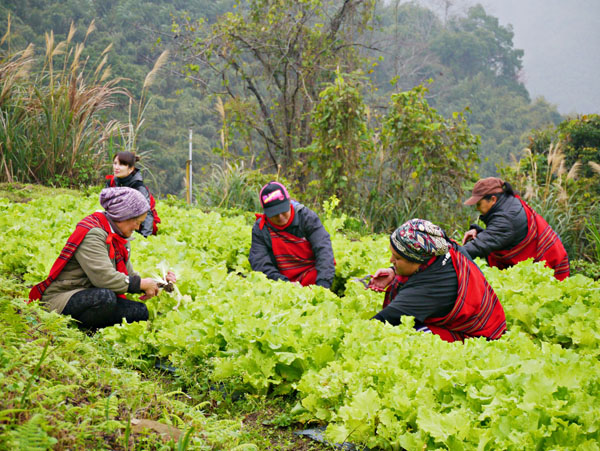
[29,187,175,329]
[249,181,335,288]
[106,151,160,237]
[462,177,569,281]
[368,219,506,343]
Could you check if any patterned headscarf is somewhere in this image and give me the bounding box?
[390,219,449,263]
[100,187,149,222]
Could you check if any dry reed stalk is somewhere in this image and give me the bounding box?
[94,55,108,79]
[215,96,228,164]
[72,43,85,74]
[543,141,565,201]
[121,50,169,153]
[520,148,537,200]
[84,20,96,42]
[44,31,54,61]
[546,142,564,178]
[66,22,76,44]
[0,13,10,48]
[567,161,581,181]
[101,43,113,57]
[0,45,34,105]
[589,161,600,175]
[143,50,169,90]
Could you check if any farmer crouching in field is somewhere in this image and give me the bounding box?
[29,187,175,329]
[462,177,569,281]
[367,219,506,342]
[249,181,335,289]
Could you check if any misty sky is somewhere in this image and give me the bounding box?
[417,0,600,115]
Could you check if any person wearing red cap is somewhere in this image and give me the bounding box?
[29,187,176,329]
[462,177,569,280]
[249,181,335,288]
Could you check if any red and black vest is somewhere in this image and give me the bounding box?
[255,204,318,286]
[29,212,129,302]
[487,195,569,281]
[106,174,161,235]
[383,248,506,343]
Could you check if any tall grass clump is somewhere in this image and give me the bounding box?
[0,18,127,187]
[505,141,594,259]
[198,161,278,212]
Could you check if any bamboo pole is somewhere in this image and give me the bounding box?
[187,128,193,204]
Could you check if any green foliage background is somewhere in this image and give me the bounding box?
[0,0,564,196]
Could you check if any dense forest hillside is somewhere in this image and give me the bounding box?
[0,0,563,196]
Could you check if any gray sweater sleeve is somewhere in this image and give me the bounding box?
[372,254,456,325]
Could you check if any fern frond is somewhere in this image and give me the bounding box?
[8,414,58,451]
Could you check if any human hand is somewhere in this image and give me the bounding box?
[140,278,159,300]
[462,229,478,245]
[165,271,177,284]
[369,268,395,292]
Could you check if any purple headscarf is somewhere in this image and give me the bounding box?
[100,187,149,222]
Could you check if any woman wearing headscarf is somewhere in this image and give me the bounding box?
[106,151,160,237]
[368,219,506,343]
[461,177,569,281]
[29,187,175,329]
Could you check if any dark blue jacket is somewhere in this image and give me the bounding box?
[463,194,528,259]
[249,201,335,288]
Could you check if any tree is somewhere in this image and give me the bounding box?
[172,0,376,177]
[430,4,524,91]
[378,84,480,231]
[439,74,562,175]
[558,114,600,182]
[306,70,373,204]
[368,1,443,93]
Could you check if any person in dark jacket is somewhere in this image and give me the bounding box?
[249,181,335,289]
[106,151,158,237]
[29,187,176,329]
[462,177,569,280]
[368,219,506,342]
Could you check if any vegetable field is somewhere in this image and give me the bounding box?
[1,188,600,450]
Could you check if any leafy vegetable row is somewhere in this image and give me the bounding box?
[2,193,599,449]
